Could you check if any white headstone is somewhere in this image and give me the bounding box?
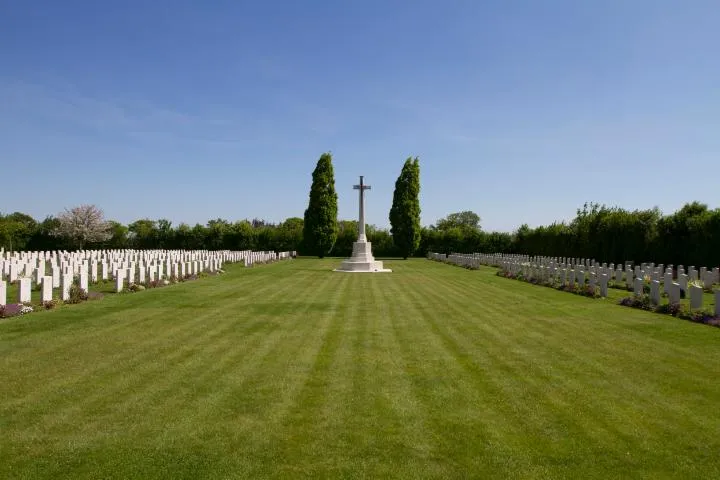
[634,278,643,296]
[679,274,688,293]
[61,274,73,301]
[689,285,703,310]
[18,278,31,303]
[41,276,53,302]
[0,280,6,306]
[115,271,125,293]
[650,280,660,305]
[80,271,88,292]
[669,282,681,305]
[600,274,608,297]
[9,264,18,283]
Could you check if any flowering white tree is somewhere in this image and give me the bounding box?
[53,204,112,249]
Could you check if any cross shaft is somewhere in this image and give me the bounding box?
[353,176,370,241]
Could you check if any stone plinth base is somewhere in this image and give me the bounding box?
[334,240,392,273]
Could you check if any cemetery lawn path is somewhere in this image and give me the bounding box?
[1,258,720,479]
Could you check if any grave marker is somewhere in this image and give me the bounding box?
[634,278,643,296]
[61,274,72,301]
[41,276,53,302]
[689,285,703,310]
[669,283,681,305]
[18,278,31,303]
[650,280,660,305]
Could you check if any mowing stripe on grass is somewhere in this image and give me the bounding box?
[1,259,719,479]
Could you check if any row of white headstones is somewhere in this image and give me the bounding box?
[429,252,720,315]
[0,249,297,306]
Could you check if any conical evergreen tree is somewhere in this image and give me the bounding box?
[389,156,421,259]
[303,152,338,258]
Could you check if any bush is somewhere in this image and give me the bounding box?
[618,294,652,310]
[619,295,720,328]
[498,268,603,300]
[67,284,89,304]
[128,283,146,292]
[656,302,681,316]
[580,285,600,298]
[43,299,58,310]
[146,280,168,289]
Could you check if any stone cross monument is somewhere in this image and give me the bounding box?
[334,175,392,273]
[355,176,370,242]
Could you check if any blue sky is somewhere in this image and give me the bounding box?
[1,0,719,231]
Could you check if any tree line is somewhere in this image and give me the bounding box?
[0,153,424,258]
[512,202,720,268]
[0,206,502,259]
[2,150,719,267]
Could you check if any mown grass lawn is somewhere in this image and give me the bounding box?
[1,258,719,479]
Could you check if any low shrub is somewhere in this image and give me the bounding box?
[498,269,602,300]
[619,296,720,328]
[128,283,146,292]
[580,285,600,299]
[66,284,89,304]
[43,299,59,310]
[618,294,652,310]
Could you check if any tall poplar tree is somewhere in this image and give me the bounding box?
[303,152,338,258]
[389,156,421,259]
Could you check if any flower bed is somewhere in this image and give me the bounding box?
[497,270,600,298]
[618,294,720,327]
[0,269,228,319]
